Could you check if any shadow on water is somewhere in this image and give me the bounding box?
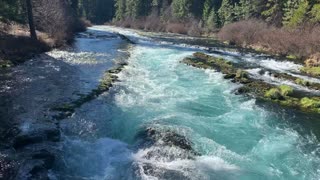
[0,28,129,179]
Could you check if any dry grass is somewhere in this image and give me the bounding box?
[0,21,49,64]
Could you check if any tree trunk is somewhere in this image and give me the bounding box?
[26,0,37,40]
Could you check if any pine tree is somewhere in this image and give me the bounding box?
[218,0,234,26]
[206,9,218,28]
[202,0,213,22]
[283,0,308,27]
[172,0,192,19]
[261,0,285,26]
[115,0,126,21]
[234,0,258,20]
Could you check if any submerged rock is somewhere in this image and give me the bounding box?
[141,127,193,151]
[51,63,128,120]
[32,150,55,169]
[116,33,136,44]
[13,127,60,149]
[137,126,200,158]
[133,126,200,179]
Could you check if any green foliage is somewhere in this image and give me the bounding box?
[234,0,258,20]
[202,0,212,21]
[310,4,320,22]
[172,0,192,19]
[206,10,219,28]
[218,0,234,26]
[283,0,308,27]
[261,0,284,25]
[0,0,26,22]
[115,0,126,21]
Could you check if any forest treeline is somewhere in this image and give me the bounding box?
[113,0,320,31]
[112,0,320,66]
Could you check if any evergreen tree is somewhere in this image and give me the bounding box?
[172,0,192,19]
[115,0,126,21]
[206,9,219,28]
[283,0,308,27]
[202,0,213,22]
[234,0,259,20]
[261,0,285,26]
[0,0,26,22]
[218,0,234,26]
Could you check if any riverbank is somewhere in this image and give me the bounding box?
[0,27,130,179]
[0,19,89,67]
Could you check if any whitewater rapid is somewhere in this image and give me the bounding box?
[55,26,320,180]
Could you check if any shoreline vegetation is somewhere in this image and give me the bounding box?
[0,0,94,67]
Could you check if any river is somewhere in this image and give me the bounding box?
[2,26,320,180]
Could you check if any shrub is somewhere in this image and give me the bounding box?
[166,23,188,34]
[218,20,320,60]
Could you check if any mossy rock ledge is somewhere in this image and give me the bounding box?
[51,63,128,120]
[181,52,320,114]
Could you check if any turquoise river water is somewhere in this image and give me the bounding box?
[55,26,320,180]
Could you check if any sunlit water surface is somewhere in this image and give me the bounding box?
[55,26,320,180]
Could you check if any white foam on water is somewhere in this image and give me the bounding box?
[260,59,302,72]
[133,145,240,180]
[246,68,320,94]
[47,50,110,65]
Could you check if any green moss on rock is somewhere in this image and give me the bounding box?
[295,78,310,86]
[265,88,283,100]
[51,64,127,120]
[300,66,320,77]
[279,85,294,96]
[300,97,320,109]
[0,60,13,68]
